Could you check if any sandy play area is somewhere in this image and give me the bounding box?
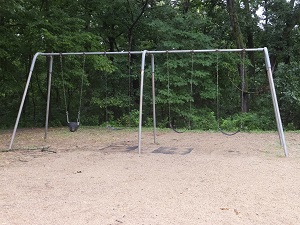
[0,127,300,224]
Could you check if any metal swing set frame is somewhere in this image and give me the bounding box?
[8,47,288,157]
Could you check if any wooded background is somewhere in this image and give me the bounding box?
[1,0,300,131]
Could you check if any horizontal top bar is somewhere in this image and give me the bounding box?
[38,51,142,56]
[147,48,264,54]
[37,48,265,56]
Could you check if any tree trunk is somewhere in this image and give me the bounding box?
[244,0,255,111]
[226,0,249,113]
[126,0,149,105]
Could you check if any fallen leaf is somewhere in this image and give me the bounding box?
[234,209,240,215]
[220,208,229,210]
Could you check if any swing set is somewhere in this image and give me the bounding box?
[59,52,133,131]
[166,51,194,133]
[8,48,288,157]
[166,50,243,135]
[103,52,133,129]
[59,53,85,132]
[215,51,245,136]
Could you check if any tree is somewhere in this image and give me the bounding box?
[1,0,300,130]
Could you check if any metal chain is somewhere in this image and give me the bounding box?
[216,52,220,124]
[241,50,245,113]
[77,53,85,124]
[189,51,194,130]
[104,52,108,122]
[60,54,69,123]
[128,52,131,127]
[216,51,241,136]
[167,51,171,121]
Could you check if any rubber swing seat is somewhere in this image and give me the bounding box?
[68,122,79,132]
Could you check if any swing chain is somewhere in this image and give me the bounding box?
[189,51,194,130]
[128,52,132,127]
[60,53,70,123]
[60,53,85,125]
[167,50,171,122]
[77,53,86,124]
[241,50,245,114]
[166,51,192,133]
[216,52,220,125]
[215,51,241,136]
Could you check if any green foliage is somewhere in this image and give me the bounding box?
[1,0,300,132]
[219,112,276,131]
[118,109,140,127]
[190,109,217,130]
[274,62,300,129]
[80,115,99,126]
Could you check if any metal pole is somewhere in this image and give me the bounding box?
[35,48,265,57]
[44,56,53,139]
[151,54,157,143]
[39,51,143,56]
[263,47,288,157]
[9,52,41,149]
[138,50,147,154]
[147,48,264,54]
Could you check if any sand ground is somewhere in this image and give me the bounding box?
[0,127,300,225]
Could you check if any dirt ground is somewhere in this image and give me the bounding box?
[0,127,300,225]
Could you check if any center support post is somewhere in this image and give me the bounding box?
[45,56,53,139]
[138,50,148,154]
